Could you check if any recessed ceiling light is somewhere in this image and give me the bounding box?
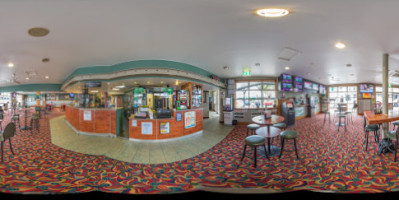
[25,77,30,80]
[256,8,290,17]
[223,66,229,70]
[335,42,346,49]
[28,27,49,37]
[307,72,311,75]
[45,76,49,79]
[42,58,50,63]
[112,88,120,91]
[255,63,261,67]
[91,90,98,93]
[346,64,352,67]
[115,85,126,89]
[8,63,14,68]
[285,66,290,70]
[161,81,164,84]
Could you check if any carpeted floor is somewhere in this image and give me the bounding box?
[0,111,398,194]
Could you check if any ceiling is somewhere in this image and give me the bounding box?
[0,0,398,87]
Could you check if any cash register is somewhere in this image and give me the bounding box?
[134,107,149,119]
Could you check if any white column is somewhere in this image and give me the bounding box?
[382,53,389,138]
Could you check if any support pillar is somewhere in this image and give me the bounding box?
[382,53,389,138]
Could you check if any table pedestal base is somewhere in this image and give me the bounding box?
[258,145,281,157]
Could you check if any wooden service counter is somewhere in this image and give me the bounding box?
[65,105,123,136]
[129,108,203,140]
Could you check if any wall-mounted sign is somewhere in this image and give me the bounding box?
[84,81,102,88]
[160,122,170,134]
[132,120,137,127]
[141,122,153,135]
[242,67,251,77]
[176,113,182,121]
[83,110,92,121]
[209,75,221,81]
[184,111,196,129]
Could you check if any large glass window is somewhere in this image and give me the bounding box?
[235,80,276,109]
[376,86,399,111]
[328,85,357,111]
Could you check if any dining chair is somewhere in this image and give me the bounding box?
[1,122,16,163]
[387,127,399,162]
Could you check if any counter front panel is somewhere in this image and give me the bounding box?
[129,108,203,140]
[65,105,121,136]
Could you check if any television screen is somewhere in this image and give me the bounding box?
[69,93,75,98]
[282,83,293,91]
[294,76,303,83]
[294,84,303,92]
[362,93,372,98]
[304,81,312,89]
[359,84,374,93]
[282,74,292,83]
[312,83,319,90]
[319,85,326,94]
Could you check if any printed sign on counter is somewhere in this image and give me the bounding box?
[160,122,170,134]
[184,111,196,129]
[132,120,137,127]
[141,122,153,135]
[176,113,182,121]
[83,111,92,121]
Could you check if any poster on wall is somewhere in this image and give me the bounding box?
[176,113,182,121]
[141,122,153,135]
[160,122,170,134]
[184,111,196,129]
[83,111,92,121]
[132,120,137,127]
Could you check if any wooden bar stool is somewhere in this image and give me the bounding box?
[11,114,21,130]
[239,135,270,168]
[246,124,260,136]
[364,124,380,152]
[323,111,331,126]
[337,114,347,132]
[31,114,40,134]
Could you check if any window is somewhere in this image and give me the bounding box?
[376,86,399,111]
[328,85,357,110]
[235,80,276,109]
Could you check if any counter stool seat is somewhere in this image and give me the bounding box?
[387,131,399,162]
[30,114,40,134]
[337,115,347,132]
[273,123,287,130]
[279,130,299,159]
[239,135,269,168]
[246,124,260,136]
[364,124,380,152]
[323,111,331,126]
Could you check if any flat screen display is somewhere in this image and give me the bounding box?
[293,76,303,92]
[359,84,374,93]
[304,81,312,89]
[362,93,372,98]
[282,74,292,83]
[282,82,293,91]
[69,93,75,98]
[319,85,326,94]
[312,83,319,90]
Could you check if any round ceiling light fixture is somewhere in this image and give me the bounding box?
[285,66,290,70]
[42,58,50,63]
[223,66,229,70]
[28,27,50,37]
[335,42,346,49]
[346,64,352,67]
[8,62,14,68]
[45,75,49,79]
[256,8,290,17]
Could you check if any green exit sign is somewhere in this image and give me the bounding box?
[242,67,251,76]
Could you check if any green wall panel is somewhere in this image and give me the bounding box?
[0,84,62,92]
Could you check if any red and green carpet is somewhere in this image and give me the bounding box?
[0,111,398,194]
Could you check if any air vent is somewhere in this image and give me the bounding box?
[278,47,301,61]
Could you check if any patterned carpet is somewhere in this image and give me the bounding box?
[0,111,399,194]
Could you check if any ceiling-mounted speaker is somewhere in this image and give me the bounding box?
[278,47,301,61]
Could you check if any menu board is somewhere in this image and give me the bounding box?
[282,74,292,82]
[304,81,312,89]
[293,76,303,92]
[281,74,293,91]
[282,82,293,91]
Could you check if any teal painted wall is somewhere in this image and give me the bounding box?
[64,60,225,84]
[0,84,62,92]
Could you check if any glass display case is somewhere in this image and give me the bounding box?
[177,90,189,110]
[192,85,202,108]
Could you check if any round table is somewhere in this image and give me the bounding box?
[20,108,33,130]
[252,115,285,156]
